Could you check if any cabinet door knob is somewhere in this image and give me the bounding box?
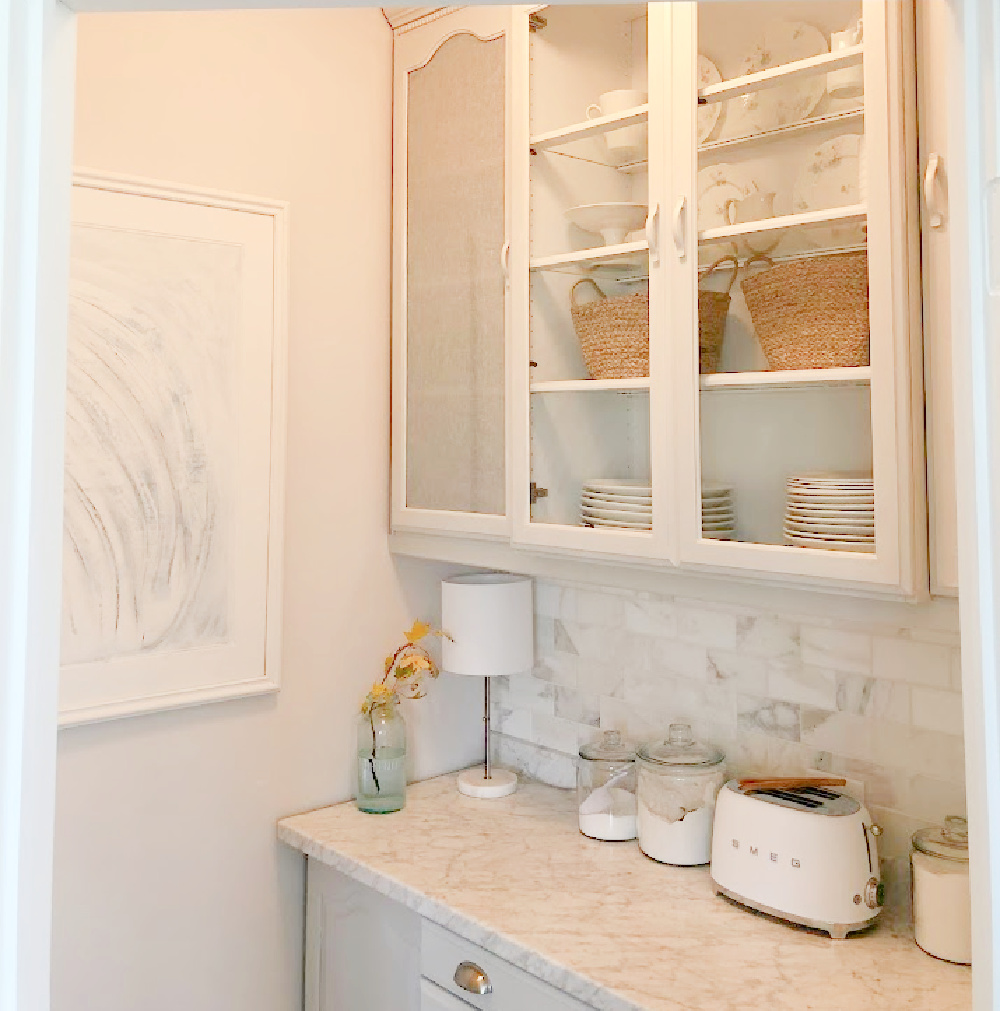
[645,202,660,267]
[454,960,493,995]
[672,196,687,261]
[924,153,946,229]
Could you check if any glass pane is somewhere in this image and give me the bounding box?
[406,33,505,515]
[527,5,652,532]
[696,1,874,552]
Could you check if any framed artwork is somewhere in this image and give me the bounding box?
[59,172,288,726]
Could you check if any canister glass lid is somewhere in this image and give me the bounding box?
[579,729,636,762]
[637,723,725,768]
[913,816,969,862]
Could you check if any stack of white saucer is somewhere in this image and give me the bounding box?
[783,473,875,552]
[702,484,736,540]
[580,479,651,530]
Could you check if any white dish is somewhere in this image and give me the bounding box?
[703,530,737,540]
[582,517,653,530]
[785,533,875,552]
[584,479,652,494]
[698,55,723,144]
[581,492,652,506]
[702,483,734,497]
[793,134,863,214]
[566,203,648,246]
[789,471,873,482]
[785,519,875,537]
[788,496,875,508]
[784,505,869,521]
[581,503,652,517]
[581,505,652,523]
[729,20,828,136]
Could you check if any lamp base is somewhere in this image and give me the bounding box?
[457,766,517,799]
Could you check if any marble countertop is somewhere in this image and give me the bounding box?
[278,774,971,1011]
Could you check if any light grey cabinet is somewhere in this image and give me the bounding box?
[305,860,594,1011]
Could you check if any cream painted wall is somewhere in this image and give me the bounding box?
[53,12,482,1010]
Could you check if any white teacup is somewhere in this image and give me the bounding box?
[725,191,779,254]
[586,89,647,167]
[724,191,776,225]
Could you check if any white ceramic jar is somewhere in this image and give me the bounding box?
[636,724,725,866]
[911,816,972,964]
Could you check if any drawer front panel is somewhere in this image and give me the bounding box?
[421,978,476,1011]
[421,920,593,1010]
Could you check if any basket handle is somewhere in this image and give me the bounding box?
[570,278,606,307]
[743,254,775,277]
[699,254,741,293]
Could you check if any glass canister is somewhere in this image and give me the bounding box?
[356,698,407,814]
[911,815,972,964]
[577,730,638,841]
[636,723,725,865]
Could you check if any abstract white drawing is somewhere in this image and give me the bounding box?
[60,174,287,726]
[63,226,239,665]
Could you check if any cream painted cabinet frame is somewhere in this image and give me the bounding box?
[508,1,925,595]
[510,4,675,563]
[391,6,513,539]
[668,0,925,595]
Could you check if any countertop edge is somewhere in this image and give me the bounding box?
[277,819,646,1011]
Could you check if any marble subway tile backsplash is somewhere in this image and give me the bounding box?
[491,580,967,879]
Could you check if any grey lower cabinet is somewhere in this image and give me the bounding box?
[305,860,595,1011]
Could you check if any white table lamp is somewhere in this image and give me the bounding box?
[441,573,534,798]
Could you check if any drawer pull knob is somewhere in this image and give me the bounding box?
[454,960,493,995]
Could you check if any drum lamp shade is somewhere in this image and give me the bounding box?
[441,574,534,678]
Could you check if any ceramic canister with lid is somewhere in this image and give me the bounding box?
[577,730,638,841]
[636,724,725,865]
[911,815,972,964]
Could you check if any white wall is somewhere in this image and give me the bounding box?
[53,12,481,1010]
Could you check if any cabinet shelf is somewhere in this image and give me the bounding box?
[699,108,865,155]
[700,367,872,391]
[530,105,648,152]
[530,240,648,271]
[699,45,865,106]
[530,377,650,393]
[698,204,867,243]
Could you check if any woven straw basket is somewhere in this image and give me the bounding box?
[698,255,739,374]
[741,251,870,370]
[570,278,649,380]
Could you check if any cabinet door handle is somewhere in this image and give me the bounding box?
[500,240,511,286]
[924,153,945,229]
[454,960,493,995]
[645,202,660,266]
[672,196,687,260]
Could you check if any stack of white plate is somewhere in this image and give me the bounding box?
[702,484,736,540]
[580,479,651,530]
[784,473,875,552]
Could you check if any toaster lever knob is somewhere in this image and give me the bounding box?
[870,823,882,837]
[864,877,884,910]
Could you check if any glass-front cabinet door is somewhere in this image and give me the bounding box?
[669,0,922,591]
[511,4,672,559]
[392,8,511,537]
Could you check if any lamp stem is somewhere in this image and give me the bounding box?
[484,676,492,781]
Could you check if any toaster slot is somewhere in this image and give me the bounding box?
[756,789,824,809]
[797,786,842,801]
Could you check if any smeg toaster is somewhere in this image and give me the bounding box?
[710,780,884,938]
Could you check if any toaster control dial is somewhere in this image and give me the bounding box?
[864,877,884,910]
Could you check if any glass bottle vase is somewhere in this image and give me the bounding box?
[356,698,407,813]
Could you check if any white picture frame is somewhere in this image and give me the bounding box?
[59,171,288,727]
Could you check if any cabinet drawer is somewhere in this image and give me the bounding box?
[421,978,475,1010]
[421,920,594,1010]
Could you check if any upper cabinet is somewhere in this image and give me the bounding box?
[393,2,927,596]
[668,0,924,592]
[392,7,512,538]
